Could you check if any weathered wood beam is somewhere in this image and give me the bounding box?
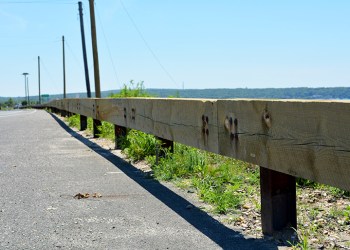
[46,98,350,192]
[217,99,350,192]
[94,98,219,154]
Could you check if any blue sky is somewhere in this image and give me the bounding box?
[0,0,350,97]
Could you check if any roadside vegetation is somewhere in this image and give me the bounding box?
[64,82,350,249]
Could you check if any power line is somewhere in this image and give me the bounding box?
[95,2,121,88]
[0,39,60,47]
[0,1,75,4]
[119,0,179,88]
[65,39,85,77]
[40,58,61,95]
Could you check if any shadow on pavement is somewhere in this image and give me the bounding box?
[50,113,279,250]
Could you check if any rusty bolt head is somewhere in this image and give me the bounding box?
[224,117,230,131]
[263,110,272,128]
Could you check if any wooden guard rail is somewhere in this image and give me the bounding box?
[44,97,350,235]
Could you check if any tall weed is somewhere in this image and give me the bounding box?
[122,130,160,161]
[97,121,115,140]
[67,114,80,128]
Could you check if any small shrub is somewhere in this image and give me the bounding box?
[87,118,93,134]
[67,114,80,128]
[109,80,153,98]
[152,144,206,180]
[97,121,115,140]
[123,130,160,161]
[344,206,350,224]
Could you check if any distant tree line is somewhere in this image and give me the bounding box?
[146,87,350,99]
[2,87,350,105]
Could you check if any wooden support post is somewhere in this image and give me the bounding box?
[60,110,66,117]
[114,125,127,149]
[159,138,174,154]
[156,137,174,163]
[260,167,297,235]
[80,115,87,131]
[93,119,101,138]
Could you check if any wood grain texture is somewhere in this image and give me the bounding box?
[95,98,219,153]
[45,98,350,191]
[217,99,350,191]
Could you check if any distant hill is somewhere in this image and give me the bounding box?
[1,87,350,103]
[146,87,350,99]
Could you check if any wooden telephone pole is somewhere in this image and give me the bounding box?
[88,0,102,137]
[62,36,66,99]
[89,0,101,98]
[78,1,91,98]
[38,56,41,104]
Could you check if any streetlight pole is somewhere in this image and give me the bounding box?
[22,73,29,105]
[27,75,30,105]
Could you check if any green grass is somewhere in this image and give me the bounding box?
[66,114,94,135]
[98,121,115,140]
[67,114,80,128]
[149,143,259,214]
[109,81,153,98]
[344,205,350,224]
[120,130,161,161]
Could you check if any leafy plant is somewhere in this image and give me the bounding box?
[288,228,311,250]
[296,178,318,188]
[97,121,115,140]
[122,130,160,161]
[67,114,80,128]
[344,205,350,224]
[151,143,206,180]
[109,80,153,98]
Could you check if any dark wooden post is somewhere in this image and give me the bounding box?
[114,125,127,149]
[78,1,91,98]
[159,138,174,154]
[60,110,67,117]
[80,115,87,131]
[156,137,174,163]
[260,167,297,235]
[93,119,101,138]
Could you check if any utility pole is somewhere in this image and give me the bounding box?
[89,0,102,137]
[78,1,91,98]
[62,35,66,99]
[89,0,101,98]
[38,56,41,104]
[22,73,28,105]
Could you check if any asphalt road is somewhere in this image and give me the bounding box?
[0,110,278,249]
